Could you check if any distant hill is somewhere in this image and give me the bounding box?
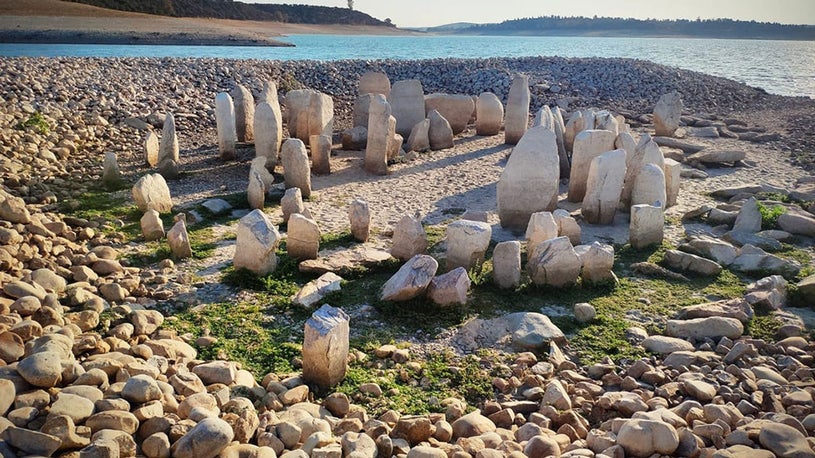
[407,22,478,33]
[454,16,815,41]
[65,0,394,26]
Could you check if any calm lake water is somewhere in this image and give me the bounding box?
[1,34,813,98]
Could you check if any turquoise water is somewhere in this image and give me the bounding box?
[1,34,813,98]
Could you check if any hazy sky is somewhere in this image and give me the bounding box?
[256,0,815,27]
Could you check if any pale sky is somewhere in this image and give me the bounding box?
[255,0,815,27]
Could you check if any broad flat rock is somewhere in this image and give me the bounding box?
[299,246,393,275]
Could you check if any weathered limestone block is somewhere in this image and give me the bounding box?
[342,125,368,150]
[621,134,665,209]
[359,71,391,97]
[144,130,159,167]
[231,84,255,142]
[310,134,332,175]
[215,92,238,160]
[428,110,454,150]
[102,152,122,188]
[427,267,471,306]
[497,126,560,229]
[554,209,582,245]
[285,89,317,140]
[158,113,180,178]
[654,91,683,137]
[527,236,581,287]
[492,241,521,289]
[630,204,664,249]
[292,272,343,309]
[287,213,320,261]
[476,92,504,136]
[281,187,307,224]
[553,107,570,178]
[389,79,425,137]
[132,174,173,213]
[254,101,281,169]
[348,199,370,242]
[247,169,266,210]
[364,94,392,175]
[564,111,584,153]
[391,215,427,261]
[307,92,334,139]
[387,129,403,161]
[733,197,762,233]
[234,210,280,275]
[381,255,438,301]
[425,93,474,135]
[577,242,616,284]
[408,119,431,153]
[167,216,192,259]
[568,129,616,203]
[525,211,558,250]
[353,93,375,128]
[140,209,164,241]
[504,74,530,145]
[663,158,681,208]
[594,110,619,135]
[302,304,350,389]
[582,149,626,225]
[281,138,312,198]
[446,220,491,271]
[631,163,667,209]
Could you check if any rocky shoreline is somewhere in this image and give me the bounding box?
[0,30,294,47]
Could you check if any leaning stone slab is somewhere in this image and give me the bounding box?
[234,209,280,275]
[425,93,475,135]
[680,235,738,266]
[731,244,800,278]
[299,246,392,275]
[427,267,471,306]
[381,255,439,301]
[303,304,350,389]
[215,92,238,160]
[389,79,425,137]
[292,272,343,309]
[733,197,762,233]
[663,250,722,276]
[132,174,173,213]
[504,74,530,145]
[476,92,503,136]
[653,137,705,154]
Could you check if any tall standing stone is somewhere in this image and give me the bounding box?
[621,133,665,209]
[389,80,425,137]
[428,110,454,150]
[302,305,350,389]
[348,199,370,242]
[287,213,320,261]
[132,174,173,213]
[476,92,503,136]
[247,169,266,210]
[167,215,192,259]
[492,241,521,289]
[285,89,317,141]
[144,131,159,167]
[552,107,569,178]
[630,204,664,249]
[281,139,312,198]
[654,91,683,137]
[497,126,560,229]
[260,81,283,158]
[527,236,581,287]
[594,110,619,135]
[365,94,391,175]
[391,215,427,261]
[631,163,667,209]
[425,93,475,135]
[504,74,530,145]
[582,149,627,225]
[568,129,617,203]
[446,220,491,271]
[564,111,584,154]
[310,134,332,175]
[307,92,334,139]
[234,210,280,275]
[102,152,122,189]
[158,113,179,178]
[231,84,255,142]
[663,158,681,208]
[254,101,281,169]
[359,71,391,97]
[215,92,238,160]
[408,119,431,153]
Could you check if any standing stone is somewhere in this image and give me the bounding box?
[359,71,391,97]
[281,187,306,224]
[425,93,474,135]
[564,111,584,153]
[387,129,402,161]
[446,220,491,271]
[260,81,284,159]
[158,113,179,178]
[287,213,320,261]
[733,197,762,233]
[527,236,581,287]
[504,74,530,145]
[349,199,370,242]
[534,105,554,130]
[568,129,617,203]
[303,305,350,389]
[353,93,375,128]
[391,215,427,261]
[140,209,164,241]
[365,94,392,175]
[497,126,560,229]
[250,156,274,189]
[621,134,665,209]
[234,210,280,275]
[577,242,616,284]
[616,131,637,158]
[408,119,431,153]
[342,125,368,150]
[552,107,570,178]
[144,131,159,167]
[102,152,122,188]
[132,174,173,213]
[389,79,425,137]
[428,110,454,150]
[310,134,332,175]
[247,169,266,210]
[582,149,627,225]
[492,241,521,289]
[285,89,317,141]
[427,267,471,306]
[167,216,192,259]
[308,92,334,139]
[663,158,681,208]
[231,84,255,142]
[254,101,281,169]
[526,211,558,250]
[631,163,667,209]
[215,92,238,160]
[381,255,438,301]
[630,204,664,249]
[476,92,504,136]
[594,110,619,135]
[654,91,683,137]
[554,209,581,245]
[281,139,312,198]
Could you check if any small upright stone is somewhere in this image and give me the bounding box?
[144,130,159,167]
[287,213,320,261]
[554,209,581,245]
[132,174,173,213]
[525,211,558,250]
[389,79,425,137]
[235,210,280,275]
[631,163,667,209]
[582,149,626,225]
[349,199,371,242]
[215,92,237,160]
[654,91,683,137]
[247,169,266,210]
[102,152,122,189]
[428,109,454,150]
[303,304,350,389]
[446,220,491,271]
[427,267,471,306]
[281,187,306,224]
[140,209,164,241]
[158,112,180,178]
[492,241,521,289]
[630,204,664,249]
[231,84,255,142]
[310,134,332,175]
[733,197,762,233]
[568,129,617,203]
[621,133,665,208]
[476,92,503,136]
[408,118,431,153]
[254,101,281,168]
[281,138,312,198]
[663,158,682,208]
[167,215,192,259]
[527,236,581,288]
[577,242,616,284]
[365,94,392,175]
[391,215,427,261]
[504,74,530,145]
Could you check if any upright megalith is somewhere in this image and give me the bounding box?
[158,113,180,178]
[246,168,266,210]
[364,94,392,175]
[140,209,164,241]
[552,107,570,178]
[497,126,560,229]
[302,304,350,389]
[359,71,391,97]
[348,199,371,242]
[281,138,312,198]
[287,213,320,261]
[654,91,683,137]
[582,149,627,225]
[310,134,332,175]
[526,211,559,250]
[308,92,334,139]
[428,109,454,150]
[285,89,317,140]
[101,152,122,189]
[391,215,427,261]
[215,92,238,160]
[594,110,619,135]
[281,187,307,224]
[167,214,192,259]
[492,241,522,289]
[424,93,475,135]
[234,210,280,275]
[260,81,283,158]
[446,220,492,271]
[230,84,255,142]
[630,204,664,249]
[389,79,425,137]
[254,101,282,169]
[578,242,616,285]
[631,163,667,209]
[621,133,665,209]
[568,129,616,203]
[564,111,584,153]
[663,158,681,208]
[527,236,581,288]
[353,93,375,128]
[408,119,431,153]
[476,92,503,136]
[132,174,173,213]
[504,74,530,145]
[144,131,159,167]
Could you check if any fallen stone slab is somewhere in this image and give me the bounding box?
[653,137,705,154]
[292,272,343,309]
[299,246,393,275]
[687,149,746,164]
[675,298,754,323]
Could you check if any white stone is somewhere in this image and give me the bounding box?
[582,149,626,225]
[144,131,159,167]
[231,84,255,142]
[408,118,431,153]
[733,197,762,233]
[247,169,266,210]
[359,71,391,97]
[631,163,667,209]
[364,94,391,175]
[424,93,474,135]
[389,79,425,137]
[573,303,596,323]
[615,131,637,159]
[504,74,530,145]
[594,110,619,135]
[621,134,666,208]
[167,217,192,259]
[281,187,306,224]
[564,111,584,153]
[553,209,581,245]
[446,220,491,271]
[568,129,617,203]
[281,138,312,198]
[215,92,237,160]
[654,91,683,137]
[254,101,281,168]
[285,89,317,140]
[293,273,343,309]
[141,209,164,241]
[527,236,581,287]
[553,107,570,178]
[307,92,334,139]
[428,109,454,150]
[617,419,679,457]
[476,92,503,136]
[492,241,521,289]
[287,213,320,261]
[381,255,439,301]
[342,125,368,150]
[391,215,427,261]
[387,129,402,161]
[666,316,744,340]
[525,211,558,250]
[158,113,179,177]
[353,93,375,128]
[102,152,121,187]
[234,210,280,275]
[427,267,471,306]
[630,204,664,249]
[663,158,681,208]
[260,82,283,151]
[132,174,173,213]
[577,242,616,284]
[348,199,370,242]
[302,305,349,390]
[310,134,332,175]
[497,126,560,229]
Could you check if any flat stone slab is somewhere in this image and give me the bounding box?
[299,246,393,275]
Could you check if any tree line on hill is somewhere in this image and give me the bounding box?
[452,16,815,40]
[66,0,393,26]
